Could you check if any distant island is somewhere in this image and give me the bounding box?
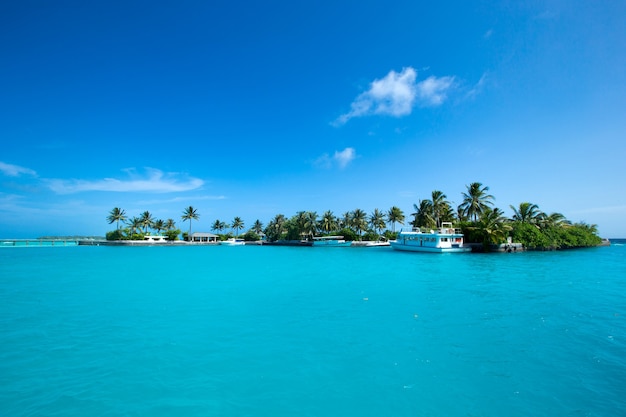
[105,182,602,251]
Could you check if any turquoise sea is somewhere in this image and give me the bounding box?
[1,243,625,416]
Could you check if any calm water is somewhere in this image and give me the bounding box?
[1,243,625,416]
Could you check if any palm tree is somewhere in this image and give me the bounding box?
[294,211,308,238]
[431,190,450,227]
[369,208,386,235]
[139,211,154,233]
[319,210,338,234]
[411,200,434,228]
[265,214,286,241]
[476,207,512,248]
[165,218,176,230]
[181,206,200,235]
[231,216,244,237]
[127,217,143,237]
[459,182,494,221]
[211,219,223,234]
[351,208,368,237]
[252,219,264,234]
[387,206,405,232]
[340,211,352,230]
[107,207,127,230]
[510,202,542,225]
[153,219,165,235]
[304,211,318,238]
[538,212,571,229]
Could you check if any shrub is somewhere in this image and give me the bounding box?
[106,230,124,241]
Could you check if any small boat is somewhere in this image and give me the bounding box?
[390,222,470,253]
[351,237,391,247]
[220,238,245,246]
[312,236,352,247]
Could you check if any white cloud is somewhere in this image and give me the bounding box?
[416,75,457,106]
[0,161,37,177]
[314,147,356,169]
[333,147,356,169]
[334,67,457,125]
[45,168,204,194]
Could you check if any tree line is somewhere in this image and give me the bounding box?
[106,182,601,249]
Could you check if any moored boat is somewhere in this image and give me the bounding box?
[390,222,470,253]
[220,238,245,246]
[312,236,352,247]
[351,236,390,247]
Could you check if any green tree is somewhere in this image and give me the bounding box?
[107,207,127,231]
[265,214,286,241]
[319,210,338,234]
[231,216,244,237]
[369,208,386,235]
[139,211,154,233]
[304,211,318,238]
[430,190,450,227]
[340,211,352,230]
[181,206,200,235]
[411,200,434,228]
[510,202,542,225]
[165,218,176,230]
[164,229,181,241]
[252,219,264,234]
[475,207,512,249]
[127,217,143,238]
[459,182,494,221]
[351,208,368,237]
[153,219,165,235]
[212,219,225,234]
[538,212,570,230]
[387,206,405,232]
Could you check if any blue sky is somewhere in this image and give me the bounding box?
[1,1,625,238]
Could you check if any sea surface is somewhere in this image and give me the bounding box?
[1,242,625,416]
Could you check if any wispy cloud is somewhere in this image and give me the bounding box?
[314,147,357,169]
[45,168,204,194]
[0,161,37,177]
[416,75,456,106]
[334,67,457,125]
[464,73,488,100]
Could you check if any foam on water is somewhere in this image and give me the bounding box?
[1,244,625,416]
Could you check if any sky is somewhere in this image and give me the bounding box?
[1,0,625,238]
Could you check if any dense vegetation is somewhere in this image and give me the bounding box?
[106,182,602,250]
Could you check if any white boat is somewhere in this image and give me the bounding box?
[351,237,391,247]
[390,222,471,253]
[312,236,352,247]
[220,238,245,246]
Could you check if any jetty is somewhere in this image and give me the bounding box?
[1,239,80,247]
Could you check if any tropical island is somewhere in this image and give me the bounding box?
[105,182,603,251]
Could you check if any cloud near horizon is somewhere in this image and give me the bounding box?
[314,147,356,169]
[0,161,37,177]
[45,168,204,194]
[334,67,457,125]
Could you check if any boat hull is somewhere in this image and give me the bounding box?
[390,241,471,253]
[220,238,245,246]
[312,240,352,247]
